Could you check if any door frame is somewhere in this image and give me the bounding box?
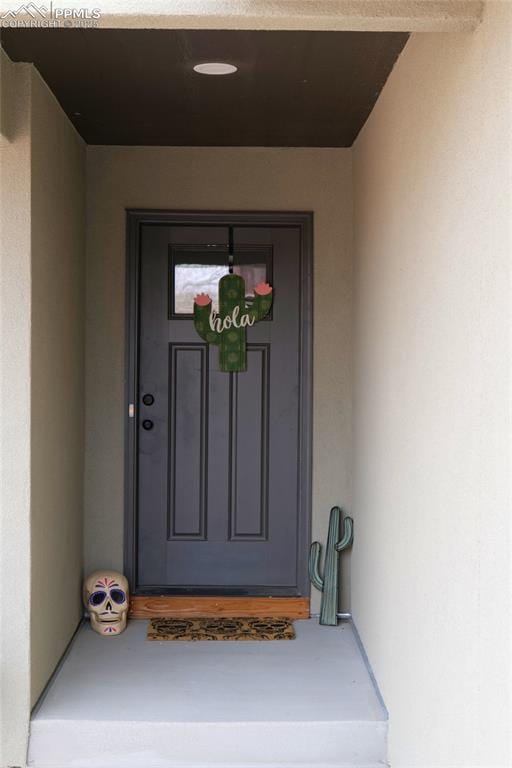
[124,210,314,598]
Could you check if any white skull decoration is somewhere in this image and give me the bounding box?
[83,570,129,636]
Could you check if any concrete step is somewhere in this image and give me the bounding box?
[28,619,388,768]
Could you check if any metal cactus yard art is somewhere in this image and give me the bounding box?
[193,273,273,372]
[309,506,354,626]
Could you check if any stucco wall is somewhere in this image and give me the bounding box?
[351,3,511,767]
[0,51,86,767]
[0,51,33,768]
[29,68,86,705]
[0,0,482,31]
[84,146,353,612]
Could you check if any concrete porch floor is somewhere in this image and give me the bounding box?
[28,619,387,768]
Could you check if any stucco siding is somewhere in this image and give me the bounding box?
[352,3,512,766]
[0,50,86,767]
[0,50,33,768]
[29,68,86,706]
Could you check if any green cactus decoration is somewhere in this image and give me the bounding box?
[309,506,354,626]
[193,274,273,372]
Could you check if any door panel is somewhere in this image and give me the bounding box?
[128,214,311,596]
[168,344,207,540]
[229,345,269,541]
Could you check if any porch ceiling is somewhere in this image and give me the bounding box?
[0,29,408,147]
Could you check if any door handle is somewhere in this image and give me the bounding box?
[142,419,154,431]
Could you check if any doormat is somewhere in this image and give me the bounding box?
[147,616,296,641]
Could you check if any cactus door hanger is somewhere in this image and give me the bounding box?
[193,273,273,372]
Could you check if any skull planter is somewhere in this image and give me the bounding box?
[83,570,129,636]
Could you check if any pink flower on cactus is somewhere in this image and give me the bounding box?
[195,293,212,306]
[254,282,272,296]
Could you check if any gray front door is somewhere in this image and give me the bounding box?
[129,214,312,596]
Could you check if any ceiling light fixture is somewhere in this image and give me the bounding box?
[193,62,238,76]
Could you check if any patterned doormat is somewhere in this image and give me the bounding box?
[147,616,296,641]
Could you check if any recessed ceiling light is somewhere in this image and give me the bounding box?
[193,62,238,76]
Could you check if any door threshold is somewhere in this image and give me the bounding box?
[129,596,310,619]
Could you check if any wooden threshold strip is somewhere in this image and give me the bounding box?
[130,596,310,619]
